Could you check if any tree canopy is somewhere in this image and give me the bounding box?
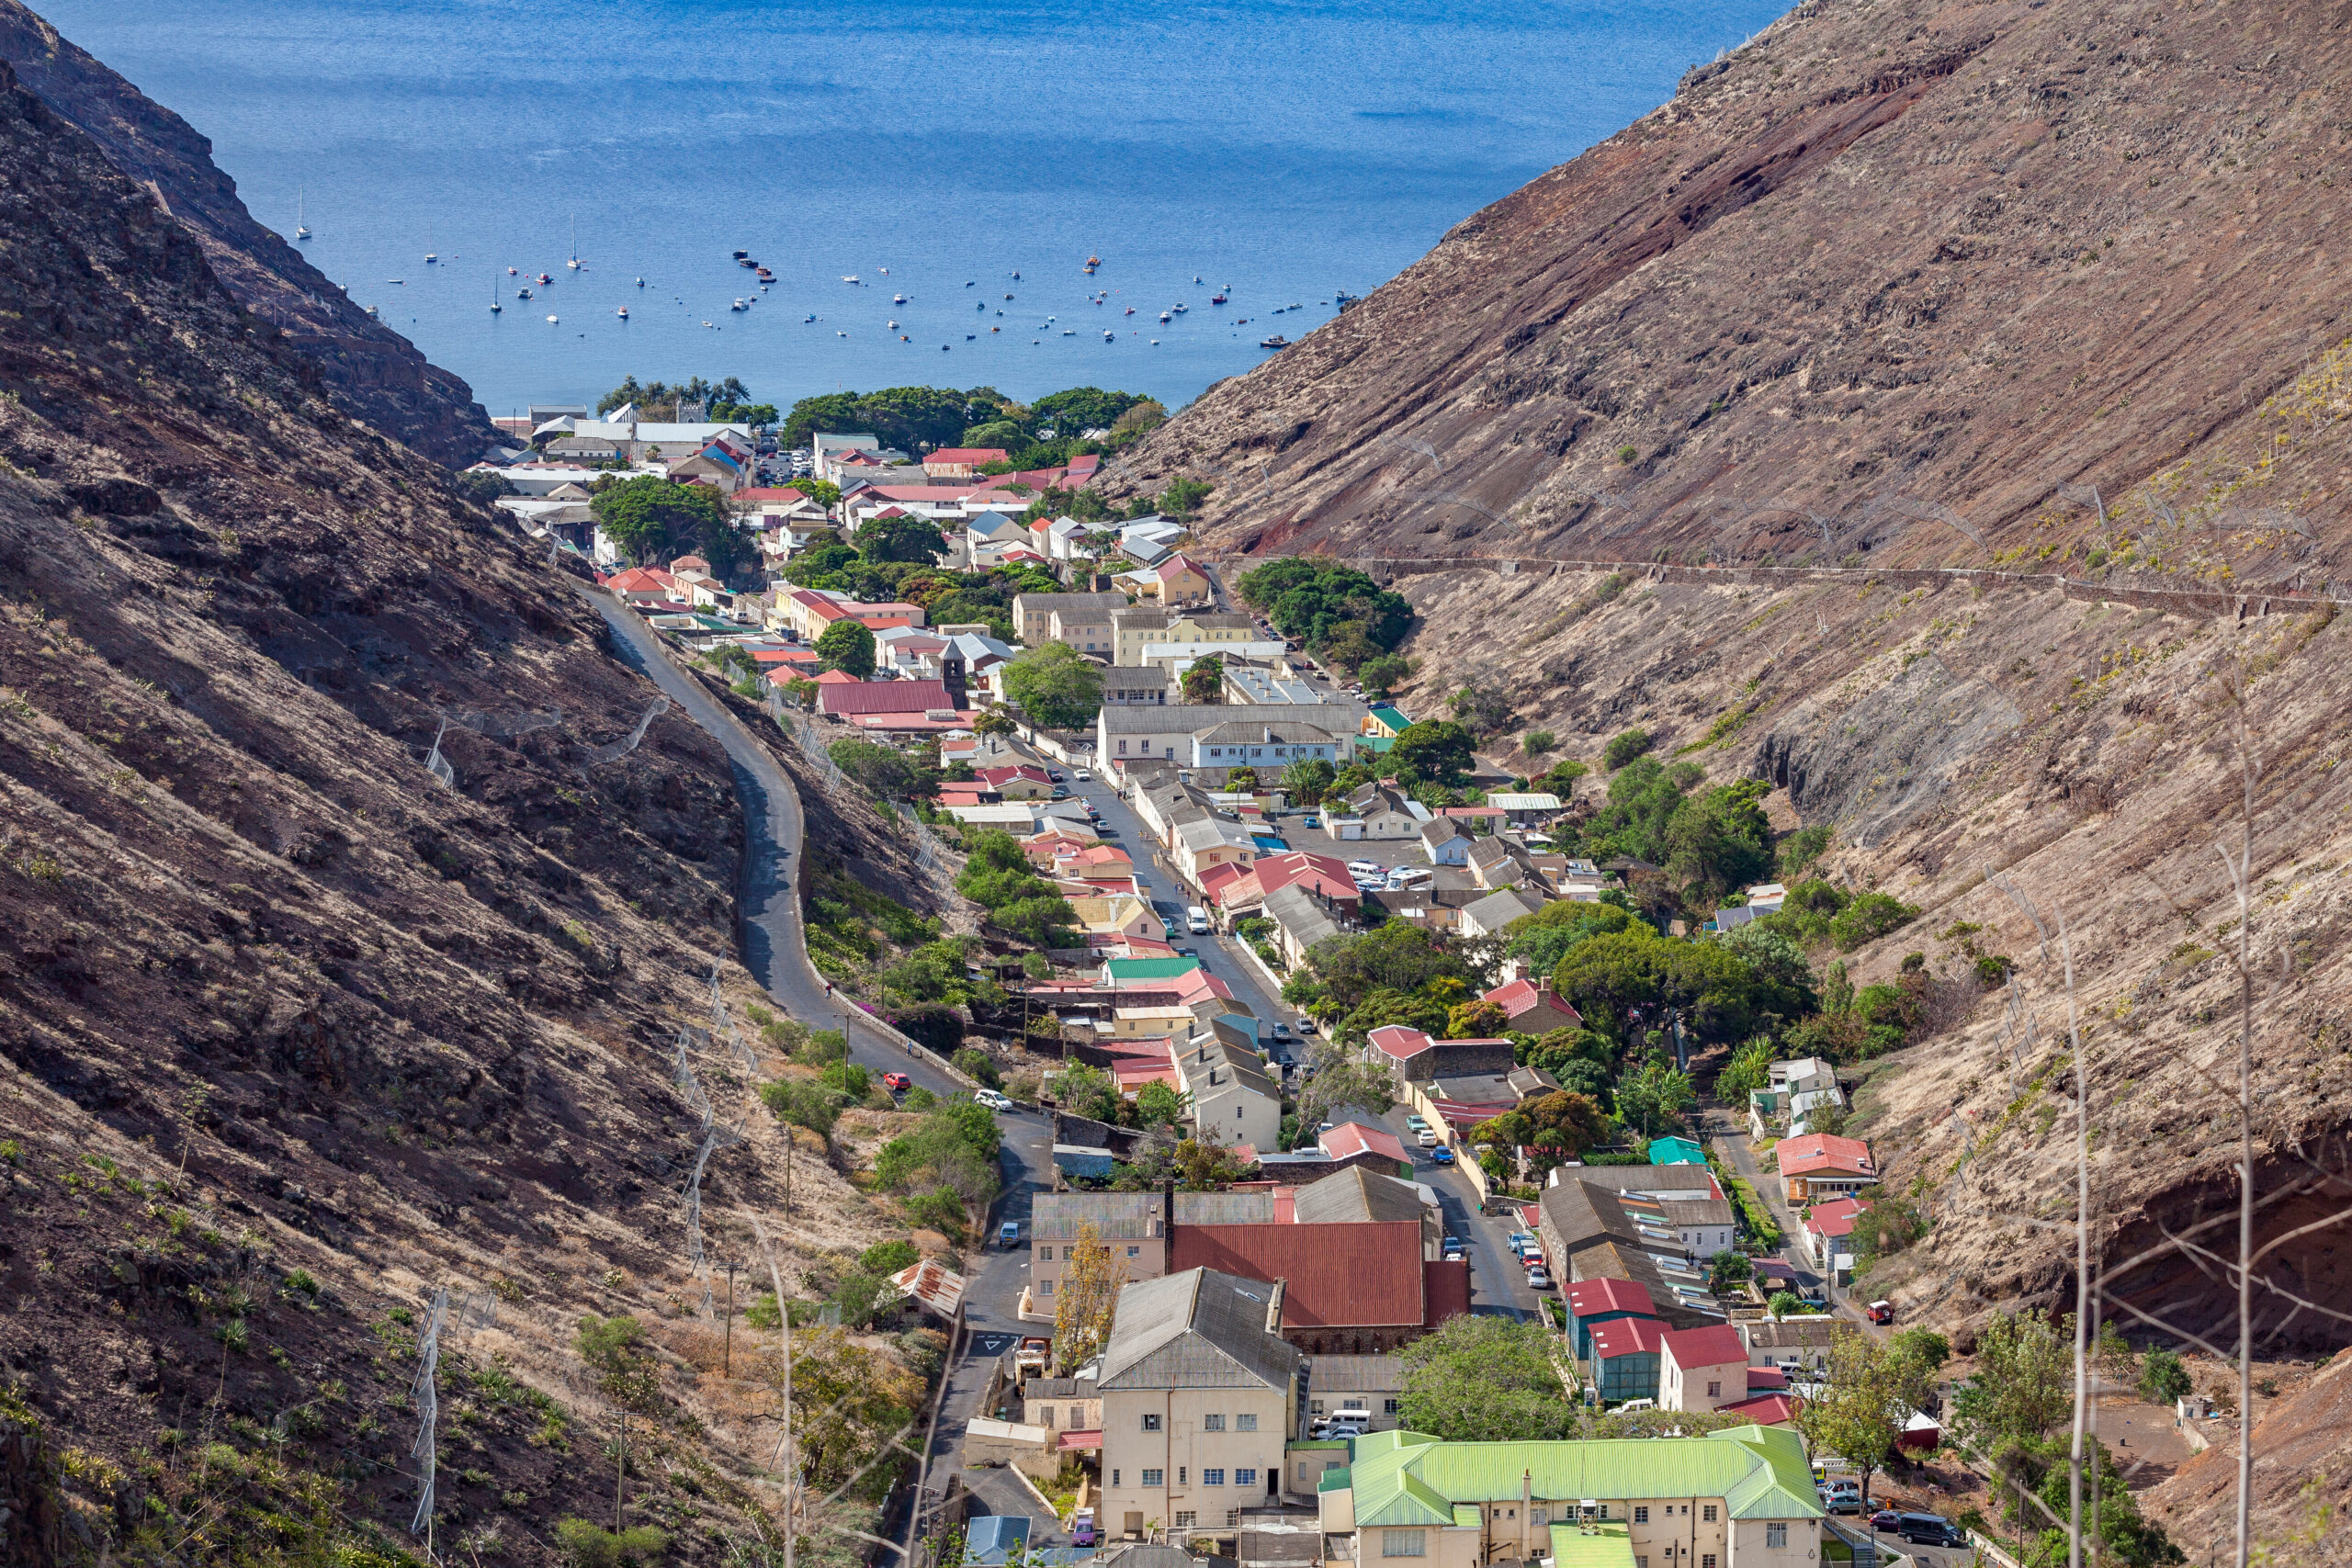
[1386,720,1476,786]
[1235,558,1415,663]
[815,619,877,678]
[590,476,748,576]
[1001,642,1103,729]
[1397,1315,1581,1441]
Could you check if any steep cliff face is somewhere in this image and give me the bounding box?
[1118,0,2351,591]
[0,58,907,1564]
[0,1,497,467]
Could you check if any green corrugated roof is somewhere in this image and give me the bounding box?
[1370,705,1412,730]
[1548,1523,1635,1568]
[1104,956,1204,981]
[1357,735,1396,754]
[1317,1467,1352,1494]
[1349,1426,1820,1528]
[1451,1506,1483,1529]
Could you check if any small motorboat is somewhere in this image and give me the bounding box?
[888,319,899,329]
[843,275,859,283]
[892,292,906,304]
[1149,338,1159,344]
[386,278,404,285]
[424,253,436,265]
[732,249,749,259]
[1062,329,1077,336]
[546,313,560,323]
[1125,307,1135,315]
[517,287,532,299]
[1211,290,1228,304]
[616,306,629,319]
[755,267,774,280]
[965,280,976,288]
[880,266,890,275]
[976,301,986,310]
[537,272,552,284]
[1260,334,1289,349]
[967,333,976,340]
[1102,330,1114,341]
[1159,311,1170,323]
[731,299,747,311]
[805,313,817,323]
[636,276,646,288]
[508,266,518,276]
[1003,292,1014,300]
[1173,303,1188,313]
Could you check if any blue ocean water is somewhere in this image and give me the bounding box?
[40,0,1785,421]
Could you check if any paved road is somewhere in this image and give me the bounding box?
[583,591,1055,1546]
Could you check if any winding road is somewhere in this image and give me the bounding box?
[582,588,1055,1557]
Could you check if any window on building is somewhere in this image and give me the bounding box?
[1141,1470,1164,1488]
[1142,1415,1161,1432]
[1236,1414,1258,1431]
[1707,1381,1721,1397]
[1204,1415,1226,1431]
[1227,1510,1242,1529]
[1309,1400,1326,1415]
[1381,1531,1426,1558]
[1126,1245,1140,1257]
[1038,1407,1056,1428]
[1599,1506,1611,1520]
[1112,1472,1121,1487]
[1702,1556,1716,1568]
[1179,1468,1187,1484]
[1118,740,1127,755]
[1204,1470,1225,1486]
[1237,1470,1258,1487]
[1702,1506,1716,1523]
[1039,1247,1054,1261]
[1385,1399,1401,1414]
[1634,1508,1649,1525]
[1765,1525,1787,1550]
[1175,1513,1196,1529]
[1038,1280,1053,1296]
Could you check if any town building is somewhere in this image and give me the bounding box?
[1771,1133,1878,1204]
[1316,1426,1823,1568]
[1014,591,1132,647]
[1659,1325,1753,1414]
[1098,1269,1304,1540]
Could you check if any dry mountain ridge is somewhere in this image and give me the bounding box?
[0,0,497,466]
[1115,0,2351,592]
[0,52,931,1567]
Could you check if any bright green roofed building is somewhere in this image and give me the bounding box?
[1318,1426,1820,1568]
[1102,956,1203,983]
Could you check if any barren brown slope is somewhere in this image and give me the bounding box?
[0,60,925,1566]
[0,0,497,466]
[1115,0,2352,583]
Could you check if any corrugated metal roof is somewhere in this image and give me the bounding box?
[1547,1523,1636,1568]
[1310,1353,1407,1394]
[1293,1168,1428,1226]
[1172,1221,1424,1328]
[1099,1269,1302,1392]
[1174,1190,1279,1225]
[1034,1190,1162,1240]
[1346,1427,1820,1528]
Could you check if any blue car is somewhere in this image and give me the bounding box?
[1430,1146,1456,1166]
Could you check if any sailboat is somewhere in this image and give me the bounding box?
[567,215,581,270]
[293,188,311,242]
[489,275,501,314]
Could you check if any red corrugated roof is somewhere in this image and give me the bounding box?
[1778,1133,1876,1178]
[1747,1366,1790,1391]
[1318,1122,1408,1165]
[1717,1392,1799,1427]
[817,679,956,716]
[1588,1316,1666,1359]
[1365,1025,1438,1061]
[1171,1221,1424,1328]
[1805,1196,1871,1237]
[1662,1325,1747,1371]
[1423,1259,1472,1327]
[928,447,1010,464]
[1566,1278,1657,1319]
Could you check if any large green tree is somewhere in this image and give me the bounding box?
[1794,1324,1942,1519]
[855,513,949,564]
[1280,756,1337,807]
[1385,719,1476,785]
[1028,387,1147,435]
[1664,780,1777,901]
[815,619,877,678]
[1001,642,1103,728]
[591,476,741,572]
[1397,1315,1581,1441]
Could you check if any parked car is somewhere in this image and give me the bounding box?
[1322,1421,1367,1440]
[1047,769,1065,783]
[997,1221,1021,1247]
[1894,1515,1967,1549]
[973,1089,1014,1111]
[1272,1021,1290,1038]
[1507,1231,1537,1253]
[883,1071,911,1091]
[1303,815,1321,829]
[1416,1128,1441,1147]
[1430,1147,1455,1166]
[1075,769,1092,782]
[1526,1267,1554,1290]
[1070,1511,1097,1549]
[1441,1235,1465,1257]
[1868,1510,1903,1534]
[1404,1113,1428,1130]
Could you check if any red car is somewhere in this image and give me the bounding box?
[883,1072,912,1091]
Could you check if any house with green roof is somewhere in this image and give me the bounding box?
[1363,705,1414,739]
[1103,955,1205,985]
[1317,1425,1821,1568]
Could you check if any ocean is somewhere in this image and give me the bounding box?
[40,0,1789,423]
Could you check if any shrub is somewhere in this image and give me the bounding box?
[1777,824,1832,878]
[904,1187,968,1235]
[1521,729,1556,755]
[1829,891,1919,950]
[760,1078,840,1138]
[1616,445,1638,464]
[2139,1348,2192,1405]
[953,1046,1001,1087]
[860,1239,921,1276]
[1850,1198,1927,1264]
[554,1518,670,1568]
[820,1061,871,1101]
[1601,728,1655,771]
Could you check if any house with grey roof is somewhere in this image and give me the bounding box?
[1099,1269,1304,1540]
[1455,886,1549,938]
[1175,1034,1283,1155]
[1262,882,1343,967]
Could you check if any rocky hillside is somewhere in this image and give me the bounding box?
[1115,0,2349,595]
[0,57,927,1566]
[0,1,496,466]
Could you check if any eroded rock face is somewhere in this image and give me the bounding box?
[0,1,497,466]
[1754,654,2023,844]
[1114,0,2351,592]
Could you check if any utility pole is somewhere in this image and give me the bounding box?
[724,1262,739,1376]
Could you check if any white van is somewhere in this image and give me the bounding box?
[1187,907,1211,934]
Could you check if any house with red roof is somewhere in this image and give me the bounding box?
[1565,1277,1661,1359]
[815,678,956,722]
[923,447,1010,478]
[812,669,863,685]
[1775,1133,1880,1204]
[1800,1195,1871,1277]
[1211,851,1361,919]
[1170,1220,1467,1353]
[1363,1025,1517,1086]
[1317,1122,1408,1168]
[1717,1391,1802,1427]
[1589,1316,1667,1404]
[606,567,684,605]
[976,764,1053,800]
[1661,1325,1753,1414]
[1480,976,1584,1036]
